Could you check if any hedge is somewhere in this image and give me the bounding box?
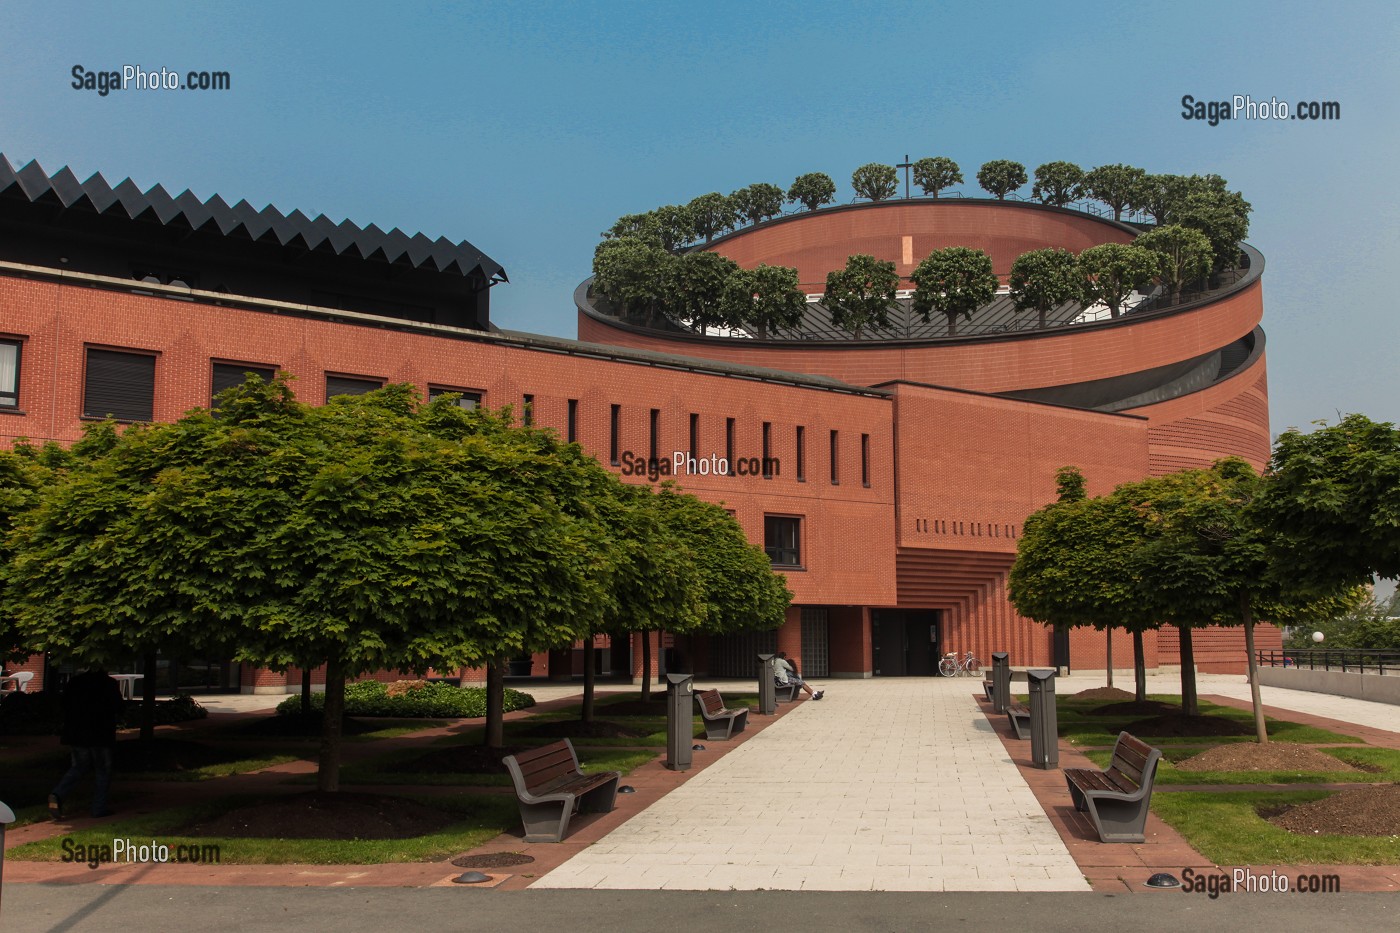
[274,680,535,718]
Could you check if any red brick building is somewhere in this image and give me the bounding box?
[0,159,1277,692]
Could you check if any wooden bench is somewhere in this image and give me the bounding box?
[502,738,620,842]
[1063,731,1162,843]
[695,689,748,740]
[1006,704,1031,739]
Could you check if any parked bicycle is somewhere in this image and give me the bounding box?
[939,650,981,677]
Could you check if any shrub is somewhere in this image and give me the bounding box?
[274,680,536,718]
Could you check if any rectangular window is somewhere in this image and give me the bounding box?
[796,425,806,482]
[84,348,156,421]
[689,413,700,457]
[427,385,482,410]
[610,404,621,465]
[325,374,384,401]
[211,361,275,408]
[0,340,20,409]
[649,408,660,461]
[861,433,871,487]
[764,515,802,568]
[567,399,578,443]
[761,421,773,479]
[829,429,840,485]
[523,393,534,426]
[725,417,735,467]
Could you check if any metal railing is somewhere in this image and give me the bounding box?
[1257,649,1400,675]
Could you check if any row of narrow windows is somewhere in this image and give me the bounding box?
[913,517,1017,538]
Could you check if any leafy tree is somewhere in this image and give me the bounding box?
[603,212,661,245]
[910,246,998,336]
[731,183,786,226]
[1136,224,1213,303]
[1284,590,1400,652]
[1175,174,1252,270]
[1131,173,1190,225]
[787,172,836,211]
[912,157,962,197]
[592,237,674,325]
[687,192,737,243]
[851,163,898,201]
[1083,164,1147,221]
[664,251,742,332]
[976,160,1028,200]
[1009,248,1081,328]
[650,204,697,251]
[722,263,807,338]
[822,254,900,339]
[1259,414,1400,591]
[1078,242,1157,317]
[1032,161,1085,207]
[0,441,71,661]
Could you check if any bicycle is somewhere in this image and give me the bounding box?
[939,650,981,677]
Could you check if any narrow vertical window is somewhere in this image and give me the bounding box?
[761,421,773,479]
[567,399,578,443]
[522,393,534,426]
[795,425,806,482]
[0,340,22,409]
[609,404,621,465]
[861,433,871,487]
[725,417,735,469]
[829,429,839,485]
[649,408,660,461]
[689,413,700,458]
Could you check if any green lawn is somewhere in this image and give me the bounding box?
[7,792,520,865]
[1151,789,1400,865]
[1082,745,1400,785]
[322,747,658,787]
[1044,695,1358,746]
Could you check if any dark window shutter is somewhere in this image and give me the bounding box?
[211,363,275,406]
[84,349,156,421]
[325,375,383,401]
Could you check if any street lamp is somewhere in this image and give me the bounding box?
[1312,631,1325,643]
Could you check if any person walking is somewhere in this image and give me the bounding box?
[48,667,125,820]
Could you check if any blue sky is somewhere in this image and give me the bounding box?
[2,0,1396,436]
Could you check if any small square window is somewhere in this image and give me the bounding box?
[84,348,156,422]
[211,361,276,408]
[325,374,384,401]
[764,515,802,568]
[428,385,483,410]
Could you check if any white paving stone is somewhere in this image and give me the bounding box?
[533,677,1088,891]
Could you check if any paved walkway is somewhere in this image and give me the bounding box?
[535,677,1087,891]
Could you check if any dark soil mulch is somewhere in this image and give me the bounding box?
[1265,784,1400,837]
[386,745,533,775]
[520,719,651,739]
[232,713,380,738]
[1069,687,1135,702]
[1089,700,1181,717]
[1177,743,1359,773]
[451,852,535,869]
[112,738,250,772]
[1123,713,1255,737]
[595,699,669,716]
[183,791,452,840]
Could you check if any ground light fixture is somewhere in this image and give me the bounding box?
[618,785,636,794]
[692,744,706,751]
[1144,872,1182,888]
[453,871,492,884]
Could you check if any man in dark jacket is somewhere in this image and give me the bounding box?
[48,668,124,820]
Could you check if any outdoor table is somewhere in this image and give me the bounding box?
[110,674,144,699]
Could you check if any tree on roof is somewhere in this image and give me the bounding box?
[688,192,738,243]
[910,246,998,336]
[731,183,786,227]
[823,254,900,340]
[851,163,898,202]
[787,173,836,212]
[1010,248,1081,328]
[1083,164,1147,222]
[976,160,1028,200]
[912,157,963,198]
[1078,242,1157,317]
[721,263,807,339]
[1136,224,1213,304]
[1032,161,1086,207]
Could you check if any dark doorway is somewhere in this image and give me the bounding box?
[871,610,940,676]
[1053,627,1071,674]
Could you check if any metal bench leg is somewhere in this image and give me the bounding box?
[519,799,572,843]
[578,776,619,814]
[1087,797,1149,843]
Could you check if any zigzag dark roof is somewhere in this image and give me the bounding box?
[0,155,506,283]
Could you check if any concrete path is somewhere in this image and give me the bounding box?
[535,677,1087,891]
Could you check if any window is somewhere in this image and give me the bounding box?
[829,429,840,485]
[567,399,578,443]
[0,340,20,409]
[523,394,534,426]
[610,404,621,465]
[761,421,773,479]
[861,433,871,487]
[689,413,700,457]
[84,348,156,421]
[764,515,802,567]
[428,385,482,410]
[725,417,735,467]
[211,361,275,407]
[325,374,383,401]
[649,408,660,460]
[796,425,806,482]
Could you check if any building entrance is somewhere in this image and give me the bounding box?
[871,609,941,676]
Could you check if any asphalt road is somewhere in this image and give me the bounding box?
[2,886,1395,933]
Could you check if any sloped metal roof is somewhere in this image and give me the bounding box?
[0,155,506,284]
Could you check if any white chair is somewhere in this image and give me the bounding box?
[1,671,34,693]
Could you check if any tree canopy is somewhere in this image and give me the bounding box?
[787,173,836,211]
[1009,248,1081,328]
[822,254,900,339]
[665,250,742,331]
[1174,174,1252,270]
[722,263,807,338]
[912,157,962,197]
[732,183,786,227]
[1078,242,1157,317]
[1136,224,1213,303]
[688,192,737,243]
[592,237,673,324]
[976,160,1028,200]
[910,246,998,336]
[851,163,898,201]
[1032,161,1085,207]
[1083,164,1147,221]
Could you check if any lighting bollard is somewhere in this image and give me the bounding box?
[664,673,694,772]
[992,651,1010,714]
[757,653,776,715]
[0,799,14,924]
[1026,669,1059,769]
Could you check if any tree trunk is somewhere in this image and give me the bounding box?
[582,637,596,724]
[1133,630,1146,702]
[140,652,158,744]
[484,660,505,748]
[300,666,313,716]
[946,314,957,337]
[1037,309,1047,329]
[316,651,345,793]
[640,630,653,703]
[1242,596,1268,744]
[1178,625,1198,716]
[1105,628,1113,689]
